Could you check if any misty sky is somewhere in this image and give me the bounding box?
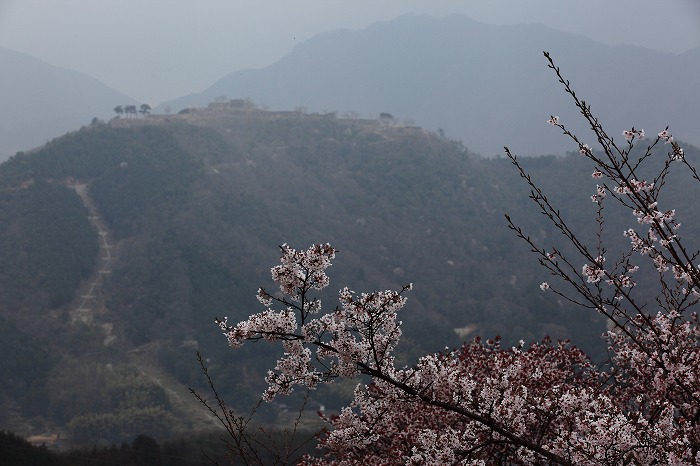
[1,0,699,105]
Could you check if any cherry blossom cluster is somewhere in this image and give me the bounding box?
[270,242,336,301]
[582,256,606,283]
[657,130,686,161]
[303,333,694,465]
[623,128,645,141]
[606,271,636,289]
[605,311,700,462]
[304,337,599,464]
[623,228,651,255]
[216,309,298,347]
[658,129,674,144]
[217,243,410,401]
[590,184,606,203]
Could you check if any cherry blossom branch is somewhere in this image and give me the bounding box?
[506,52,700,461]
[353,359,575,466]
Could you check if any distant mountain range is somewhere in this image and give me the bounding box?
[0,47,137,160]
[2,14,698,159]
[159,14,700,157]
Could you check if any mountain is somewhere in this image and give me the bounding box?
[1,104,699,445]
[159,14,700,157]
[0,47,138,160]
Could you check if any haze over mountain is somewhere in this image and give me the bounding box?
[0,47,137,160]
[3,14,698,161]
[160,14,700,157]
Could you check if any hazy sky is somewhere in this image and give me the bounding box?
[1,0,699,104]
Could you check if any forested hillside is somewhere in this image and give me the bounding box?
[1,103,698,446]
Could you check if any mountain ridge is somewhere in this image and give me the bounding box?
[159,14,700,157]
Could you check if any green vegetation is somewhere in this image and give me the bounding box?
[0,180,97,312]
[0,106,698,445]
[0,429,318,465]
[0,316,54,416]
[0,430,68,466]
[47,363,174,444]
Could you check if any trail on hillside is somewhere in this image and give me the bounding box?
[69,183,220,432]
[69,183,116,344]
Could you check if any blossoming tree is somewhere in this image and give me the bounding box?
[213,53,700,465]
